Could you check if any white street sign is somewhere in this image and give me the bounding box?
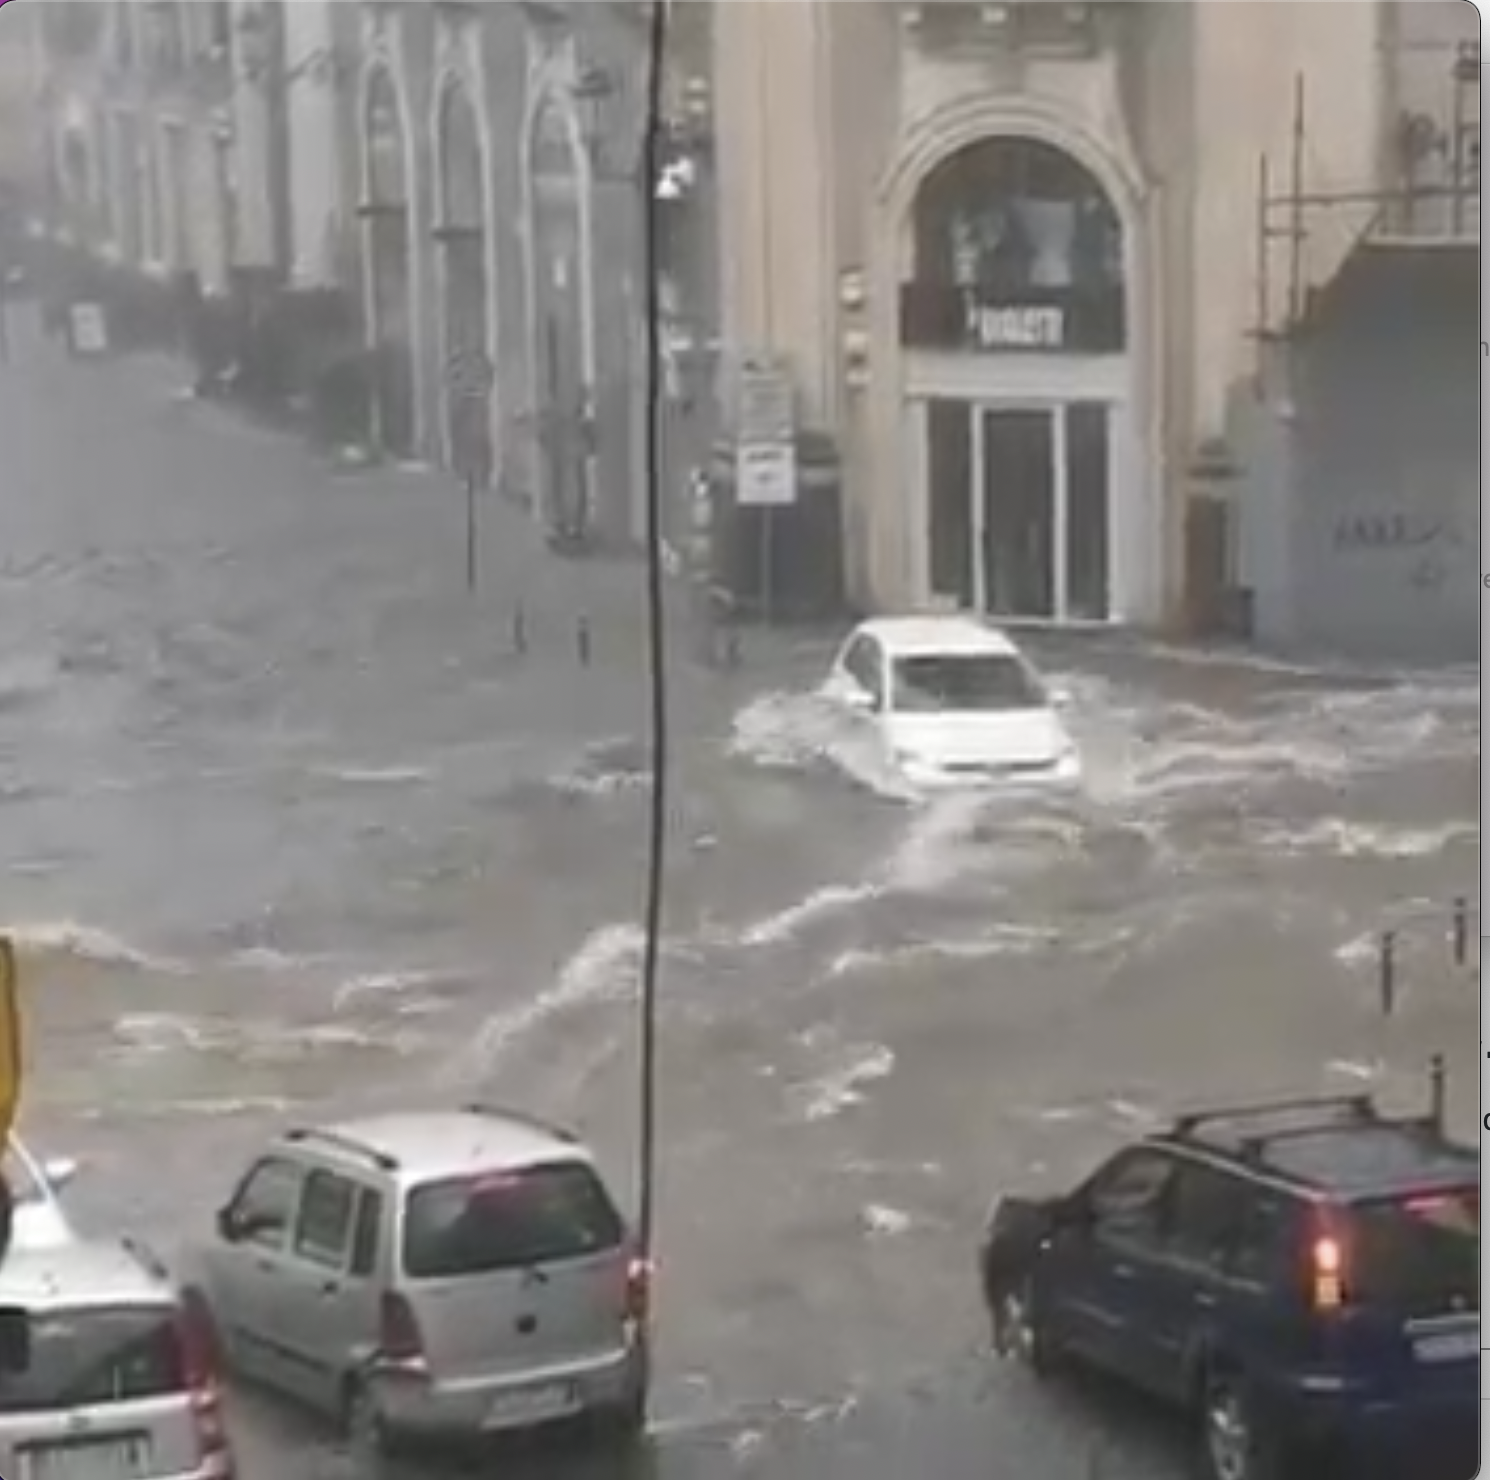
[734,355,797,508]
[735,442,796,507]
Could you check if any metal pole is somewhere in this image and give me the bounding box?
[464,466,477,593]
[1287,72,1306,326]
[1255,153,1270,356]
[1378,930,1397,1016]
[1427,1053,1446,1132]
[1450,57,1467,237]
[760,508,774,627]
[1450,896,1469,967]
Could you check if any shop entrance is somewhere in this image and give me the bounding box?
[927,399,1111,622]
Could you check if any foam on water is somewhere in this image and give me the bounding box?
[456,922,645,1074]
[3,919,181,973]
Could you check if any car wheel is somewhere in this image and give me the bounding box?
[991,1278,1049,1374]
[344,1380,395,1474]
[1198,1376,1280,1480]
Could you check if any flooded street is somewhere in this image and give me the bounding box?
[0,337,1478,1478]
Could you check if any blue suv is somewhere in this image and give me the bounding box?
[978,1093,1478,1480]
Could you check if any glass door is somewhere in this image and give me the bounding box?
[976,408,1057,619]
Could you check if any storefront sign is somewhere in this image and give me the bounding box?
[899,283,1124,355]
[964,303,1065,351]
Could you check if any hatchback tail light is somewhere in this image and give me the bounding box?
[173,1304,233,1476]
[624,1255,653,1328]
[378,1290,427,1367]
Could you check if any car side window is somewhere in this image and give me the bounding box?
[1229,1189,1305,1289]
[1166,1163,1249,1271]
[1088,1150,1175,1248]
[292,1169,357,1269]
[228,1157,302,1251]
[348,1187,385,1278]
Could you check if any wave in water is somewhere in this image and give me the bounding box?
[2,920,181,974]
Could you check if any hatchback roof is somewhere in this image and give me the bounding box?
[0,1239,170,1311]
[857,614,1019,657]
[282,1107,592,1185]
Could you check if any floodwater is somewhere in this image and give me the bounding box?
[0,325,1477,1477]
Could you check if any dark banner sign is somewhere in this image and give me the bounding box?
[900,282,1125,354]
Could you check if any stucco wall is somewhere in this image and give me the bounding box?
[1238,244,1476,661]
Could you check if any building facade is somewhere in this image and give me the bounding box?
[707,0,1478,654]
[347,0,663,546]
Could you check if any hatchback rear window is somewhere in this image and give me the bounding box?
[0,1305,183,1412]
[401,1161,625,1279]
[1345,1189,1479,1315]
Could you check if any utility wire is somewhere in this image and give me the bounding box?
[635,0,670,1283]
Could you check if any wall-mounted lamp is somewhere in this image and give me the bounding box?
[838,269,868,312]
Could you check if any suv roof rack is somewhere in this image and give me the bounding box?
[1171,1093,1377,1138]
[462,1103,578,1144]
[283,1126,399,1171]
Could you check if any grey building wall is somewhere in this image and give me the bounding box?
[1235,243,1477,663]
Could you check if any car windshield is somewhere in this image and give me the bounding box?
[0,1305,182,1412]
[1345,1188,1479,1315]
[891,654,1046,714]
[401,1161,625,1279]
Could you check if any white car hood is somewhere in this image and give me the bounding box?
[884,707,1071,770]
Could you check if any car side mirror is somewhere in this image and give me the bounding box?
[215,1205,242,1242]
[40,1157,79,1195]
[1047,684,1073,707]
[842,685,874,712]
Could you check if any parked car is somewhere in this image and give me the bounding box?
[184,1106,650,1465]
[0,1234,234,1480]
[819,615,1080,789]
[978,1092,1478,1480]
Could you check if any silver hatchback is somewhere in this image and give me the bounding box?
[187,1106,648,1461]
[0,1237,234,1480]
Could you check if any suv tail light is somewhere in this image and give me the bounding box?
[1304,1214,1347,1310]
[378,1290,427,1367]
[624,1255,652,1328]
[174,1306,233,1476]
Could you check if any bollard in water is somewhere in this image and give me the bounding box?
[577,615,592,667]
[1428,1053,1447,1131]
[1378,930,1397,1016]
[723,627,741,670]
[512,602,527,657]
[1450,895,1468,967]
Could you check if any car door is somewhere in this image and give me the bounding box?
[1043,1148,1179,1389]
[274,1166,363,1411]
[203,1154,306,1389]
[1143,1160,1258,1403]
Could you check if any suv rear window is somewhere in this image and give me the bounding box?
[402,1161,625,1279]
[1345,1189,1479,1315]
[0,1305,183,1412]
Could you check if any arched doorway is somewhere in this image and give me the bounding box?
[902,136,1126,622]
[434,82,492,486]
[527,95,590,545]
[362,67,415,460]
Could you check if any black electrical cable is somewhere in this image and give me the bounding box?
[635,0,670,1282]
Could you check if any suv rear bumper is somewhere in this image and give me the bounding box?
[372,1345,644,1439]
[1278,1384,1477,1474]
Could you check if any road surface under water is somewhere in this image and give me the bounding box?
[0,326,1477,1477]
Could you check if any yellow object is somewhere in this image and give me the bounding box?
[0,938,21,1148]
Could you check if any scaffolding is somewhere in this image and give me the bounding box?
[1252,42,1479,344]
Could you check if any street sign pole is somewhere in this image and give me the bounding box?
[445,346,495,594]
[733,355,797,627]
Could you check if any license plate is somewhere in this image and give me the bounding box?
[484,1382,579,1428]
[19,1437,153,1480]
[1413,1330,1478,1363]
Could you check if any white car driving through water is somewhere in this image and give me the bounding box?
[820,615,1080,790]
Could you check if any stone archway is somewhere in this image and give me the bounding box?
[527,93,590,544]
[362,66,416,460]
[434,80,492,486]
[906,135,1127,620]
